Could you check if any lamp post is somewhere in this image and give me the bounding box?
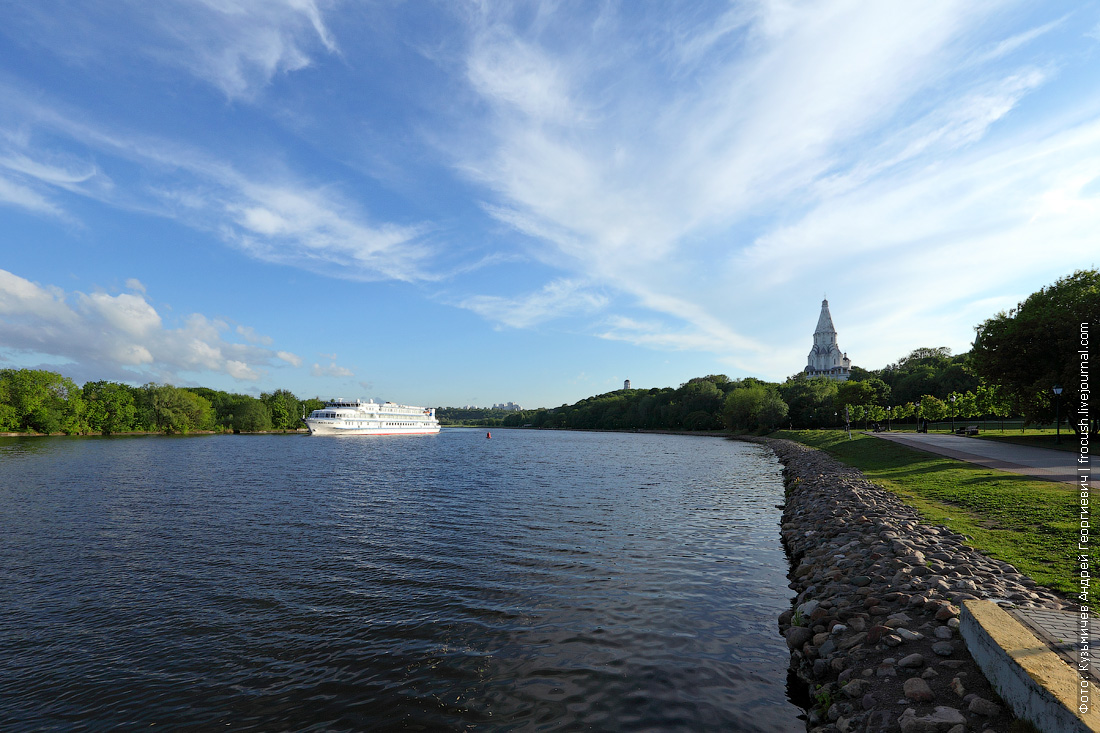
[887,406,892,432]
[1054,385,1063,444]
[950,394,957,434]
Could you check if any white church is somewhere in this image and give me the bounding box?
[804,298,851,381]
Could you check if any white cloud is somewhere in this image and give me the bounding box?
[80,0,341,99]
[0,174,65,217]
[226,183,431,282]
[466,31,584,125]
[237,325,273,345]
[225,359,259,380]
[311,362,354,377]
[81,292,163,339]
[443,2,1098,378]
[0,269,289,383]
[0,93,436,283]
[459,279,607,329]
[276,350,302,366]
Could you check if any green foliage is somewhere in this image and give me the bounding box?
[301,398,324,417]
[971,269,1099,429]
[775,430,1077,593]
[836,378,890,408]
[722,381,789,432]
[83,381,139,434]
[0,368,310,435]
[141,384,215,434]
[231,398,272,432]
[0,369,87,434]
[919,394,948,421]
[261,389,301,430]
[778,375,838,428]
[879,347,978,405]
[442,376,744,431]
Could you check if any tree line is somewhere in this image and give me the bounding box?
[475,269,1099,434]
[0,373,322,435]
[3,269,1094,436]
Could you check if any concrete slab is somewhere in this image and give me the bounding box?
[961,600,1100,732]
[867,432,1079,484]
[1010,607,1099,683]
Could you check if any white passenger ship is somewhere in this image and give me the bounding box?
[305,399,440,436]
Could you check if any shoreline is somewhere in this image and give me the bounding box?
[0,429,309,438]
[742,436,1070,732]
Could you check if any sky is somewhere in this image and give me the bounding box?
[1,1,1098,409]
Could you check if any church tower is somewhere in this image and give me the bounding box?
[805,298,851,380]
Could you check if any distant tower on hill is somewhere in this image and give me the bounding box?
[805,298,851,381]
[624,379,631,390]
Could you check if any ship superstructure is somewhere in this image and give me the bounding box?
[305,399,440,436]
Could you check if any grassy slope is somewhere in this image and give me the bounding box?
[771,430,1077,595]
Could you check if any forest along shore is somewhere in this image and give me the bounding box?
[742,436,1070,733]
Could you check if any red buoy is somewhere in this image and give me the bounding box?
[487,431,492,439]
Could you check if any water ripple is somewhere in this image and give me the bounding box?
[0,430,801,731]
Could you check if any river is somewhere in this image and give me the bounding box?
[0,429,803,731]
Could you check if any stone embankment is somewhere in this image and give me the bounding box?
[750,437,1070,733]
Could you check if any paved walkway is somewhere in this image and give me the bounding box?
[1010,607,1097,683]
[867,432,1079,484]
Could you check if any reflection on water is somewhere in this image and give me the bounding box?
[0,430,803,731]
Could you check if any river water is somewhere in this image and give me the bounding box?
[0,429,803,731]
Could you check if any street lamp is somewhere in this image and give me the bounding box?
[1053,385,1063,444]
[886,406,892,432]
[950,394,957,434]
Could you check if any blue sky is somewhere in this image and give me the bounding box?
[1,1,1098,409]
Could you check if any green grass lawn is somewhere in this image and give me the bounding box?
[771,430,1078,596]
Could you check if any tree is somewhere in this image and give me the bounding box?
[83,381,138,434]
[0,369,86,434]
[723,383,788,432]
[262,389,301,430]
[865,404,886,426]
[840,378,875,407]
[878,347,979,405]
[893,402,913,427]
[232,398,272,432]
[920,395,948,423]
[779,375,838,428]
[954,391,978,422]
[971,269,1099,431]
[141,384,215,434]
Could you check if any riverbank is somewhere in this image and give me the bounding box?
[0,429,308,438]
[745,436,1069,733]
[772,430,1077,594]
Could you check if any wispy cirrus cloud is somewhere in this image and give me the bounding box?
[5,0,338,100]
[459,278,607,329]
[443,1,1098,374]
[0,268,295,384]
[0,87,434,282]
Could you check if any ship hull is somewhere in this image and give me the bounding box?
[305,422,440,436]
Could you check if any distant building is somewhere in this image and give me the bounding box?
[805,298,851,381]
[493,402,523,411]
[624,380,631,390]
